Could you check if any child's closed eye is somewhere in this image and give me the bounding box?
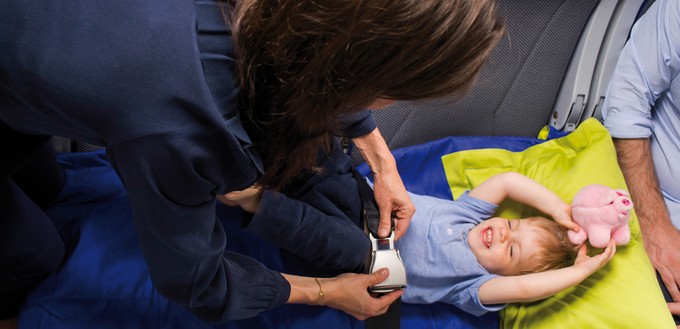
[508,220,515,257]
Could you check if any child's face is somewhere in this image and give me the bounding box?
[467,217,544,276]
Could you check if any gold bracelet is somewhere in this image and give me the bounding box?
[314,277,324,300]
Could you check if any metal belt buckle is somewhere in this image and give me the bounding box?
[368,231,407,293]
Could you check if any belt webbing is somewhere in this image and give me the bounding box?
[352,169,392,236]
[366,298,401,329]
[352,168,401,329]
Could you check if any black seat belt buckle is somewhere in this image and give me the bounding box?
[368,230,407,293]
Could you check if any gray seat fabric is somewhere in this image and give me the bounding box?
[354,0,599,164]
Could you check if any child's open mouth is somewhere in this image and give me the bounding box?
[482,227,493,248]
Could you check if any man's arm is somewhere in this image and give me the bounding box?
[479,240,616,305]
[353,127,415,240]
[614,138,680,304]
[468,172,578,231]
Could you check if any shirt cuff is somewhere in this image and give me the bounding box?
[337,110,377,138]
[270,271,292,309]
[603,110,654,139]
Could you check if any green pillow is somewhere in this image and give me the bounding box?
[441,118,674,328]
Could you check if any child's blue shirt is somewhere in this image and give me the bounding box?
[396,191,507,316]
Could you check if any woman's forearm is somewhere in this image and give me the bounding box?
[282,270,403,320]
[283,273,325,305]
[352,127,397,177]
[352,127,414,239]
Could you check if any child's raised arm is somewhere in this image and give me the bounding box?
[468,172,579,232]
[478,239,616,305]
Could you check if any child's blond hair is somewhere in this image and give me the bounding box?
[520,216,580,274]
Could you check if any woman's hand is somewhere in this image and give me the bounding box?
[323,269,403,320]
[283,269,403,320]
[217,185,263,214]
[372,169,415,240]
[353,127,415,240]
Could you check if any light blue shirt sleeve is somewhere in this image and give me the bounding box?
[601,0,680,227]
[602,0,680,138]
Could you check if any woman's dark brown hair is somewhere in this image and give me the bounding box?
[231,0,505,190]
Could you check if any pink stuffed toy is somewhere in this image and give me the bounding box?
[567,184,633,248]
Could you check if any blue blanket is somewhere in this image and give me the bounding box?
[20,129,564,328]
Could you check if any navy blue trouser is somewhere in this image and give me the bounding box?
[658,272,680,325]
[0,122,65,319]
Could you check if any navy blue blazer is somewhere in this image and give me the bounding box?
[0,0,374,322]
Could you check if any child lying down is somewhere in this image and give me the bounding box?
[390,171,615,315]
[221,171,616,316]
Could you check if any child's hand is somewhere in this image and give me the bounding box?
[553,202,580,233]
[217,185,263,214]
[573,238,616,275]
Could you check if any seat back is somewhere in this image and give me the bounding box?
[584,0,652,122]
[353,0,647,164]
